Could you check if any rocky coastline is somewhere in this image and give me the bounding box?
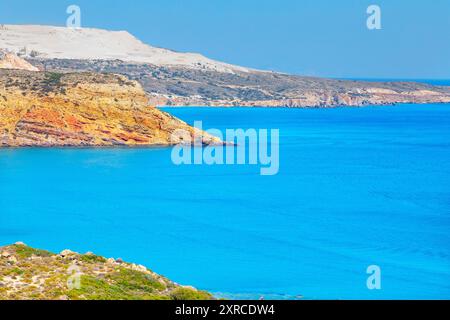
[0,69,220,147]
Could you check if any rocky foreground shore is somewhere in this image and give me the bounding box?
[0,243,213,300]
[0,69,220,147]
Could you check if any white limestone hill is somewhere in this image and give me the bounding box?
[0,24,249,74]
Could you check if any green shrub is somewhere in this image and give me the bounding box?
[80,254,107,264]
[107,268,166,293]
[169,287,213,300]
[13,244,53,258]
[45,72,63,84]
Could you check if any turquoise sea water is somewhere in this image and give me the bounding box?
[1,104,450,299]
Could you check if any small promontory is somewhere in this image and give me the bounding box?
[0,69,220,147]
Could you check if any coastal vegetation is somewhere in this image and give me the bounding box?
[0,243,214,300]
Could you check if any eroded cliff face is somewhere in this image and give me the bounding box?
[0,70,220,147]
[146,89,450,108]
[145,76,450,108]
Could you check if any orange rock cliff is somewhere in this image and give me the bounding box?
[0,69,220,147]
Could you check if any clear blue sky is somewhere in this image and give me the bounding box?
[1,0,449,79]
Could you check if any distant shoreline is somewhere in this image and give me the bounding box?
[158,101,450,109]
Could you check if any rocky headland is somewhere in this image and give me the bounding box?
[30,58,450,108]
[1,25,449,108]
[0,69,220,147]
[0,243,213,300]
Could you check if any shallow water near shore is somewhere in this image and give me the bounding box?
[1,104,450,299]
